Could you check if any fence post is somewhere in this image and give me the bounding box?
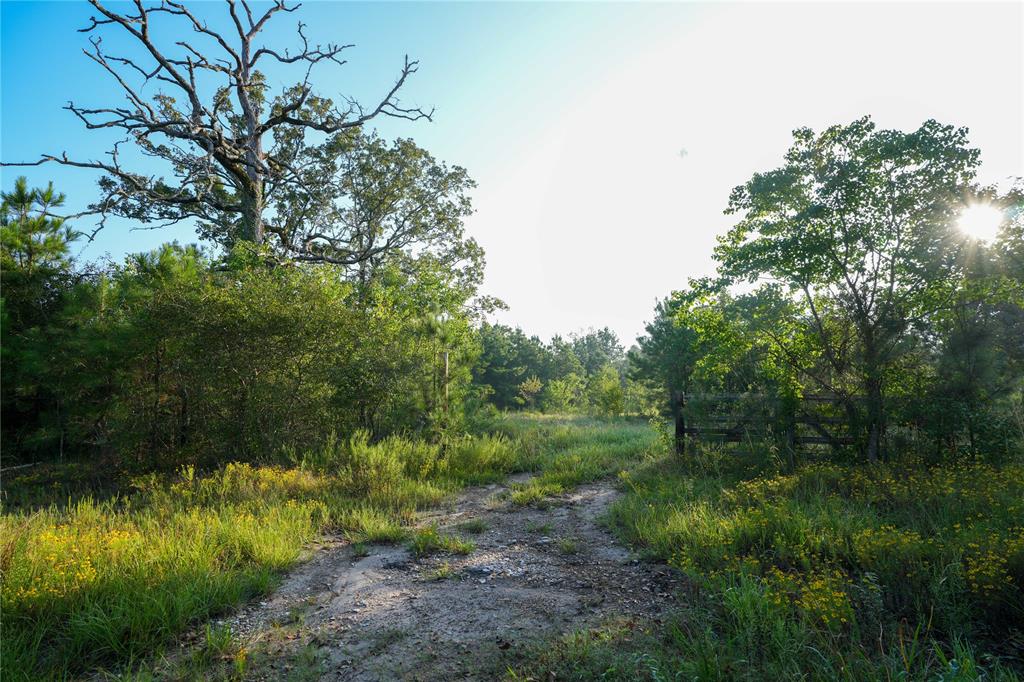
[782,393,797,467]
[671,390,686,455]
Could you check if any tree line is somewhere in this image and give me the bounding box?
[630,118,1023,462]
[0,0,496,468]
[1,178,490,467]
[473,323,641,416]
[2,1,1020,471]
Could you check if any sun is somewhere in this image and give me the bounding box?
[957,203,1004,242]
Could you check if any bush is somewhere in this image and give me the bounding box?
[600,449,1024,678]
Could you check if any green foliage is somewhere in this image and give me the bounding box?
[628,296,699,407]
[715,117,992,460]
[1,237,483,467]
[472,324,629,415]
[632,119,1023,462]
[514,440,1024,680]
[597,448,1024,678]
[588,365,625,417]
[408,525,475,557]
[543,372,586,413]
[569,327,624,376]
[258,132,483,273]
[515,375,542,409]
[445,434,521,485]
[1,178,82,462]
[0,177,78,298]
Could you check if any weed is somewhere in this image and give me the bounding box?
[457,518,488,534]
[558,538,579,555]
[408,525,475,557]
[516,444,1024,680]
[2,415,657,678]
[428,562,456,581]
[510,481,563,506]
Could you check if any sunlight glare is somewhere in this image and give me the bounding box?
[957,203,1004,242]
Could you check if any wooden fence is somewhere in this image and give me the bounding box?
[672,393,859,454]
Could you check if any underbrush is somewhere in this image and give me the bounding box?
[1,415,650,679]
[495,414,660,506]
[0,430,521,680]
[518,445,1024,680]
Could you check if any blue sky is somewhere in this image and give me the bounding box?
[2,1,1022,344]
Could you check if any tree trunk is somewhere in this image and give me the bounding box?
[177,387,189,448]
[861,327,886,463]
[777,393,798,468]
[670,389,686,456]
[864,376,884,463]
[239,181,265,245]
[149,346,162,459]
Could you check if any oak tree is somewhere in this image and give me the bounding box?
[7,0,434,264]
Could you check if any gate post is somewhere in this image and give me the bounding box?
[671,390,686,456]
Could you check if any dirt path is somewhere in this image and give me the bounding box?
[222,475,681,680]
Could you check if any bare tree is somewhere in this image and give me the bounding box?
[4,0,433,260]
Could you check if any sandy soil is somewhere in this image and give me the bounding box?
[218,475,681,680]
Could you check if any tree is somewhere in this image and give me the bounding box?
[630,283,796,453]
[571,327,624,376]
[918,191,1024,456]
[629,296,699,451]
[716,117,982,461]
[240,132,480,274]
[472,324,580,411]
[542,372,585,413]
[1,178,81,460]
[5,0,432,261]
[517,376,543,410]
[588,365,624,418]
[1,178,80,325]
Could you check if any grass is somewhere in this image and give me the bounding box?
[428,562,456,581]
[457,518,488,534]
[496,414,659,507]
[0,432,518,680]
[19,414,1016,678]
[408,525,476,557]
[1,415,653,679]
[512,440,1024,680]
[132,623,252,681]
[367,627,410,655]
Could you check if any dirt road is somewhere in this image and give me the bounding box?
[221,475,680,680]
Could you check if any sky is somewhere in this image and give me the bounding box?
[2,1,1022,346]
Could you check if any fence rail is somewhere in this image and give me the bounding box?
[672,392,859,453]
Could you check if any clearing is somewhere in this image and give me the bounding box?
[214,473,680,680]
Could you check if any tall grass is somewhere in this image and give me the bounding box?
[1,428,527,680]
[516,441,1024,680]
[1,416,651,679]
[1,473,327,677]
[490,414,660,504]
